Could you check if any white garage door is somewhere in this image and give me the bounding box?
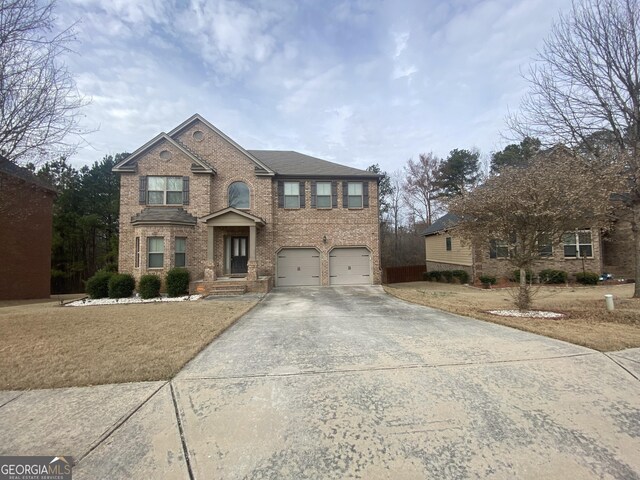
[276,248,321,286]
[329,247,372,285]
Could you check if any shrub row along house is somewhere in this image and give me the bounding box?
[113,114,381,294]
[424,212,634,282]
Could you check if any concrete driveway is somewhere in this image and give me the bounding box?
[1,286,639,479]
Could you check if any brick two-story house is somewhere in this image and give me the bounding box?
[113,114,381,293]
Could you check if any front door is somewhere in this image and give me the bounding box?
[230,236,248,274]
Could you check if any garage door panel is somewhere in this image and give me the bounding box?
[277,248,321,287]
[329,247,372,285]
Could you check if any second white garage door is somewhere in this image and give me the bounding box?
[276,248,321,286]
[329,247,372,285]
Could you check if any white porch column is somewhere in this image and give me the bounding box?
[249,225,256,261]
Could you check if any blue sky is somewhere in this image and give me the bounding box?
[58,0,571,173]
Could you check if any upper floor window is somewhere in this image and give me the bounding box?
[348,182,363,208]
[445,237,452,251]
[228,182,250,209]
[284,182,300,208]
[563,230,593,258]
[316,182,332,208]
[148,176,183,205]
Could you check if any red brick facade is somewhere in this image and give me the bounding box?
[115,116,381,288]
[0,166,55,300]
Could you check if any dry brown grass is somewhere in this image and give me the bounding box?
[385,282,640,352]
[0,298,257,390]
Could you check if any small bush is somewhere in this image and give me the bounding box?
[166,268,190,297]
[511,269,533,283]
[575,271,599,285]
[426,271,442,282]
[539,269,568,284]
[85,270,114,299]
[108,273,136,299]
[451,270,470,284]
[422,272,429,281]
[441,270,454,283]
[479,275,497,285]
[139,274,161,299]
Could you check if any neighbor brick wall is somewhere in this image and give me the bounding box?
[0,173,55,300]
[603,219,635,279]
[476,229,603,280]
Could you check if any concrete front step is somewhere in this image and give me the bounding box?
[206,285,247,296]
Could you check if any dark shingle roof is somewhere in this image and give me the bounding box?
[0,156,56,193]
[423,213,460,236]
[247,150,378,178]
[131,208,197,226]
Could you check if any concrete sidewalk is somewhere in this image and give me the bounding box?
[1,287,639,479]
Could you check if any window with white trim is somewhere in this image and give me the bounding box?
[490,239,510,259]
[348,182,363,208]
[135,237,140,268]
[563,230,593,258]
[284,182,300,208]
[537,234,553,257]
[148,237,164,268]
[175,237,186,267]
[147,176,182,205]
[316,182,331,208]
[228,182,250,209]
[445,237,452,251]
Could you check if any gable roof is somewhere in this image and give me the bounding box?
[113,133,215,173]
[168,114,274,176]
[0,155,56,194]
[423,213,460,236]
[247,150,378,178]
[200,206,266,226]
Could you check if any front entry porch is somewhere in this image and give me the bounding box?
[192,207,273,295]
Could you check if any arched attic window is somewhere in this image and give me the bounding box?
[228,182,250,209]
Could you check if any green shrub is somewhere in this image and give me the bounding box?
[422,272,430,281]
[575,271,599,285]
[511,269,533,283]
[441,270,454,283]
[451,270,470,284]
[166,268,190,297]
[426,271,442,281]
[85,270,114,299]
[539,269,568,284]
[479,275,497,285]
[138,274,161,299]
[108,273,136,299]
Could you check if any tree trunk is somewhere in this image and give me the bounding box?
[634,204,640,298]
[517,267,531,311]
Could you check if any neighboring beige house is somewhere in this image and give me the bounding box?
[423,212,632,281]
[113,114,381,293]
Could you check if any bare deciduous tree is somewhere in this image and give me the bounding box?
[449,148,617,310]
[0,0,87,164]
[403,153,441,225]
[509,0,640,296]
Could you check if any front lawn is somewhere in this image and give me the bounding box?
[0,298,257,390]
[385,282,640,351]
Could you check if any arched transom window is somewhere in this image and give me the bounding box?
[228,181,250,209]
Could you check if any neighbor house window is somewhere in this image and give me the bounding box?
[537,234,553,257]
[446,237,452,251]
[147,176,183,205]
[316,182,332,208]
[348,182,363,208]
[175,237,186,267]
[563,230,593,258]
[148,237,164,268]
[284,182,300,208]
[490,240,510,259]
[135,237,140,268]
[228,182,250,209]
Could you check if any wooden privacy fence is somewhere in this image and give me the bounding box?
[382,264,426,284]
